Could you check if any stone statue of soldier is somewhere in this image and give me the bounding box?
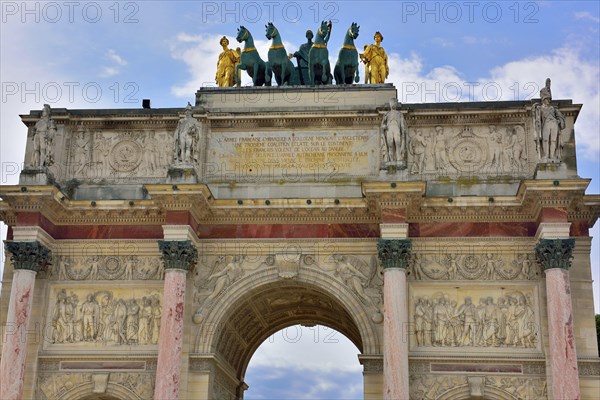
[381,98,407,168]
[31,104,56,168]
[173,102,202,165]
[533,78,566,162]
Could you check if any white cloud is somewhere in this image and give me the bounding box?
[247,325,361,374]
[106,49,128,66]
[169,32,300,95]
[100,66,119,78]
[431,37,454,47]
[575,11,600,23]
[462,36,491,45]
[99,49,128,77]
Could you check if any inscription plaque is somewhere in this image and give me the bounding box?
[207,129,379,182]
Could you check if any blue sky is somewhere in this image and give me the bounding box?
[1,1,599,398]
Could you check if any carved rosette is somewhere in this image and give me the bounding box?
[535,238,575,271]
[5,241,52,272]
[158,240,197,272]
[377,239,412,269]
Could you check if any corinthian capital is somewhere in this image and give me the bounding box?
[377,239,412,270]
[535,238,575,271]
[5,241,52,272]
[158,240,198,272]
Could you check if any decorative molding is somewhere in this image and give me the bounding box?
[50,255,163,281]
[409,252,540,281]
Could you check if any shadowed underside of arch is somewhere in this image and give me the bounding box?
[214,281,364,379]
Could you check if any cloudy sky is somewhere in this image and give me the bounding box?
[1,1,599,398]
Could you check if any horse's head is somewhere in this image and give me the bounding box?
[236,25,249,43]
[349,22,360,39]
[317,20,329,38]
[265,22,277,40]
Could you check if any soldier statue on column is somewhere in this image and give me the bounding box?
[533,78,566,162]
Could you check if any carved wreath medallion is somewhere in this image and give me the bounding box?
[109,140,142,172]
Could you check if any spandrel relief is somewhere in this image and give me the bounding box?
[45,286,162,348]
[406,124,530,177]
[409,252,539,281]
[50,255,163,281]
[191,253,383,323]
[67,129,172,182]
[410,286,540,351]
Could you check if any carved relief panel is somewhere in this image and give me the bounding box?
[65,129,172,182]
[44,284,162,349]
[405,124,533,178]
[409,284,541,353]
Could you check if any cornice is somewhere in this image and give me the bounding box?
[0,180,597,228]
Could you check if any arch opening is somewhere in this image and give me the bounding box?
[201,278,376,398]
[244,324,363,399]
[214,282,364,378]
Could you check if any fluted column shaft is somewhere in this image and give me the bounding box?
[154,240,197,400]
[0,241,50,400]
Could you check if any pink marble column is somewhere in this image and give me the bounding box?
[154,240,197,400]
[0,241,50,400]
[536,238,580,400]
[378,239,412,400]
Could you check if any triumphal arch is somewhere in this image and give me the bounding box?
[1,77,599,399]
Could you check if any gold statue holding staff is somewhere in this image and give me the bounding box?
[360,31,389,84]
[216,36,240,87]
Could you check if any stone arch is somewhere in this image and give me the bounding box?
[194,264,381,379]
[58,382,141,400]
[436,384,518,400]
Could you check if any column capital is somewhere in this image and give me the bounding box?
[377,238,412,270]
[158,240,198,272]
[535,238,575,271]
[4,241,52,272]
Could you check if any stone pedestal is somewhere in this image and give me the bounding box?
[0,241,50,400]
[167,165,199,184]
[377,239,411,400]
[19,167,54,185]
[154,240,197,400]
[536,238,580,400]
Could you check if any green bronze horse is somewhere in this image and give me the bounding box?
[265,22,299,86]
[235,26,271,86]
[308,20,333,85]
[334,22,360,84]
